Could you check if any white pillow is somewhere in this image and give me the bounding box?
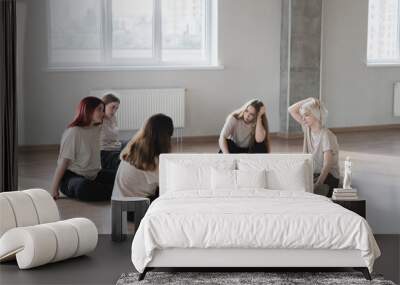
[167,159,235,191]
[238,159,311,192]
[211,168,236,190]
[236,169,267,189]
[211,169,267,190]
[167,163,203,191]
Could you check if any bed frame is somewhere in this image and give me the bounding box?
[137,154,372,281]
[139,248,371,280]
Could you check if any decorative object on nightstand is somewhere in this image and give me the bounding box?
[332,157,359,200]
[332,199,366,219]
[332,188,359,200]
[342,156,352,189]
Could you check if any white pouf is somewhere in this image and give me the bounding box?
[0,189,98,269]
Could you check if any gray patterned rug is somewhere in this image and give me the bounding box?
[116,271,396,285]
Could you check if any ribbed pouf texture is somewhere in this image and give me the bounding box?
[116,271,396,285]
[0,189,98,269]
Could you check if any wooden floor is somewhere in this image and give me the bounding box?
[8,129,400,283]
[1,234,398,285]
[18,129,400,234]
[0,235,133,285]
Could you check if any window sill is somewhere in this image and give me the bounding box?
[366,62,400,68]
[46,64,225,72]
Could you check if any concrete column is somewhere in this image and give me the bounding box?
[279,0,322,136]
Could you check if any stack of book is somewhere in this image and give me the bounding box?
[332,188,359,200]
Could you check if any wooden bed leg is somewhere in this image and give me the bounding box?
[138,268,148,281]
[354,267,372,280]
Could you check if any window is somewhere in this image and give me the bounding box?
[367,0,400,65]
[49,0,103,64]
[48,0,218,69]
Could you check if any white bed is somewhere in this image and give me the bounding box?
[131,154,380,280]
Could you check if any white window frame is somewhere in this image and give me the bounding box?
[367,0,400,67]
[47,0,220,71]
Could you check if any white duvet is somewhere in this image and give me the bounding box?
[131,190,380,273]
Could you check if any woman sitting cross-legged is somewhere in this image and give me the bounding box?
[288,97,340,197]
[51,96,117,201]
[112,114,174,202]
[219,99,271,153]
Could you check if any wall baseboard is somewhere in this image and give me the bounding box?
[180,135,219,143]
[276,123,400,139]
[275,132,303,139]
[18,124,400,152]
[19,144,59,152]
[330,123,400,133]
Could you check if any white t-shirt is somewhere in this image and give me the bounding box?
[303,126,340,179]
[220,115,254,148]
[58,126,102,180]
[100,116,121,151]
[112,160,158,198]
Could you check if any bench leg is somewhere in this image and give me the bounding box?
[133,201,150,235]
[112,201,125,242]
[354,267,371,280]
[121,210,127,238]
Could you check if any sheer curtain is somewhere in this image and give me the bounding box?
[0,0,18,192]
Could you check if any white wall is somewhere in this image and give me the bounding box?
[19,0,400,146]
[19,0,282,145]
[321,0,400,234]
[321,0,400,127]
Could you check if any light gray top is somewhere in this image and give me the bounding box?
[58,126,101,179]
[112,160,158,198]
[220,115,254,148]
[303,126,340,179]
[100,116,121,151]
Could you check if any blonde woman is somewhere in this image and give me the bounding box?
[219,99,271,153]
[288,97,340,197]
[112,114,174,201]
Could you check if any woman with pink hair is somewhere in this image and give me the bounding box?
[51,97,116,201]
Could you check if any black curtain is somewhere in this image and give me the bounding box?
[0,0,18,192]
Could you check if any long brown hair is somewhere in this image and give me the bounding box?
[121,114,174,171]
[68,96,104,128]
[231,99,271,153]
[102,93,120,105]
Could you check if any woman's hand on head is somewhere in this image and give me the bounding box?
[258,106,266,117]
[307,97,320,106]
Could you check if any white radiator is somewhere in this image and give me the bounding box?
[91,88,185,130]
[395,82,400,116]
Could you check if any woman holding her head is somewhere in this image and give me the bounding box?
[288,97,340,197]
[219,99,271,153]
[112,114,174,201]
[51,96,116,201]
[100,93,124,170]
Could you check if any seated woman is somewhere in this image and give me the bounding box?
[100,93,124,170]
[112,114,174,202]
[219,99,271,153]
[51,97,116,201]
[288,97,340,197]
